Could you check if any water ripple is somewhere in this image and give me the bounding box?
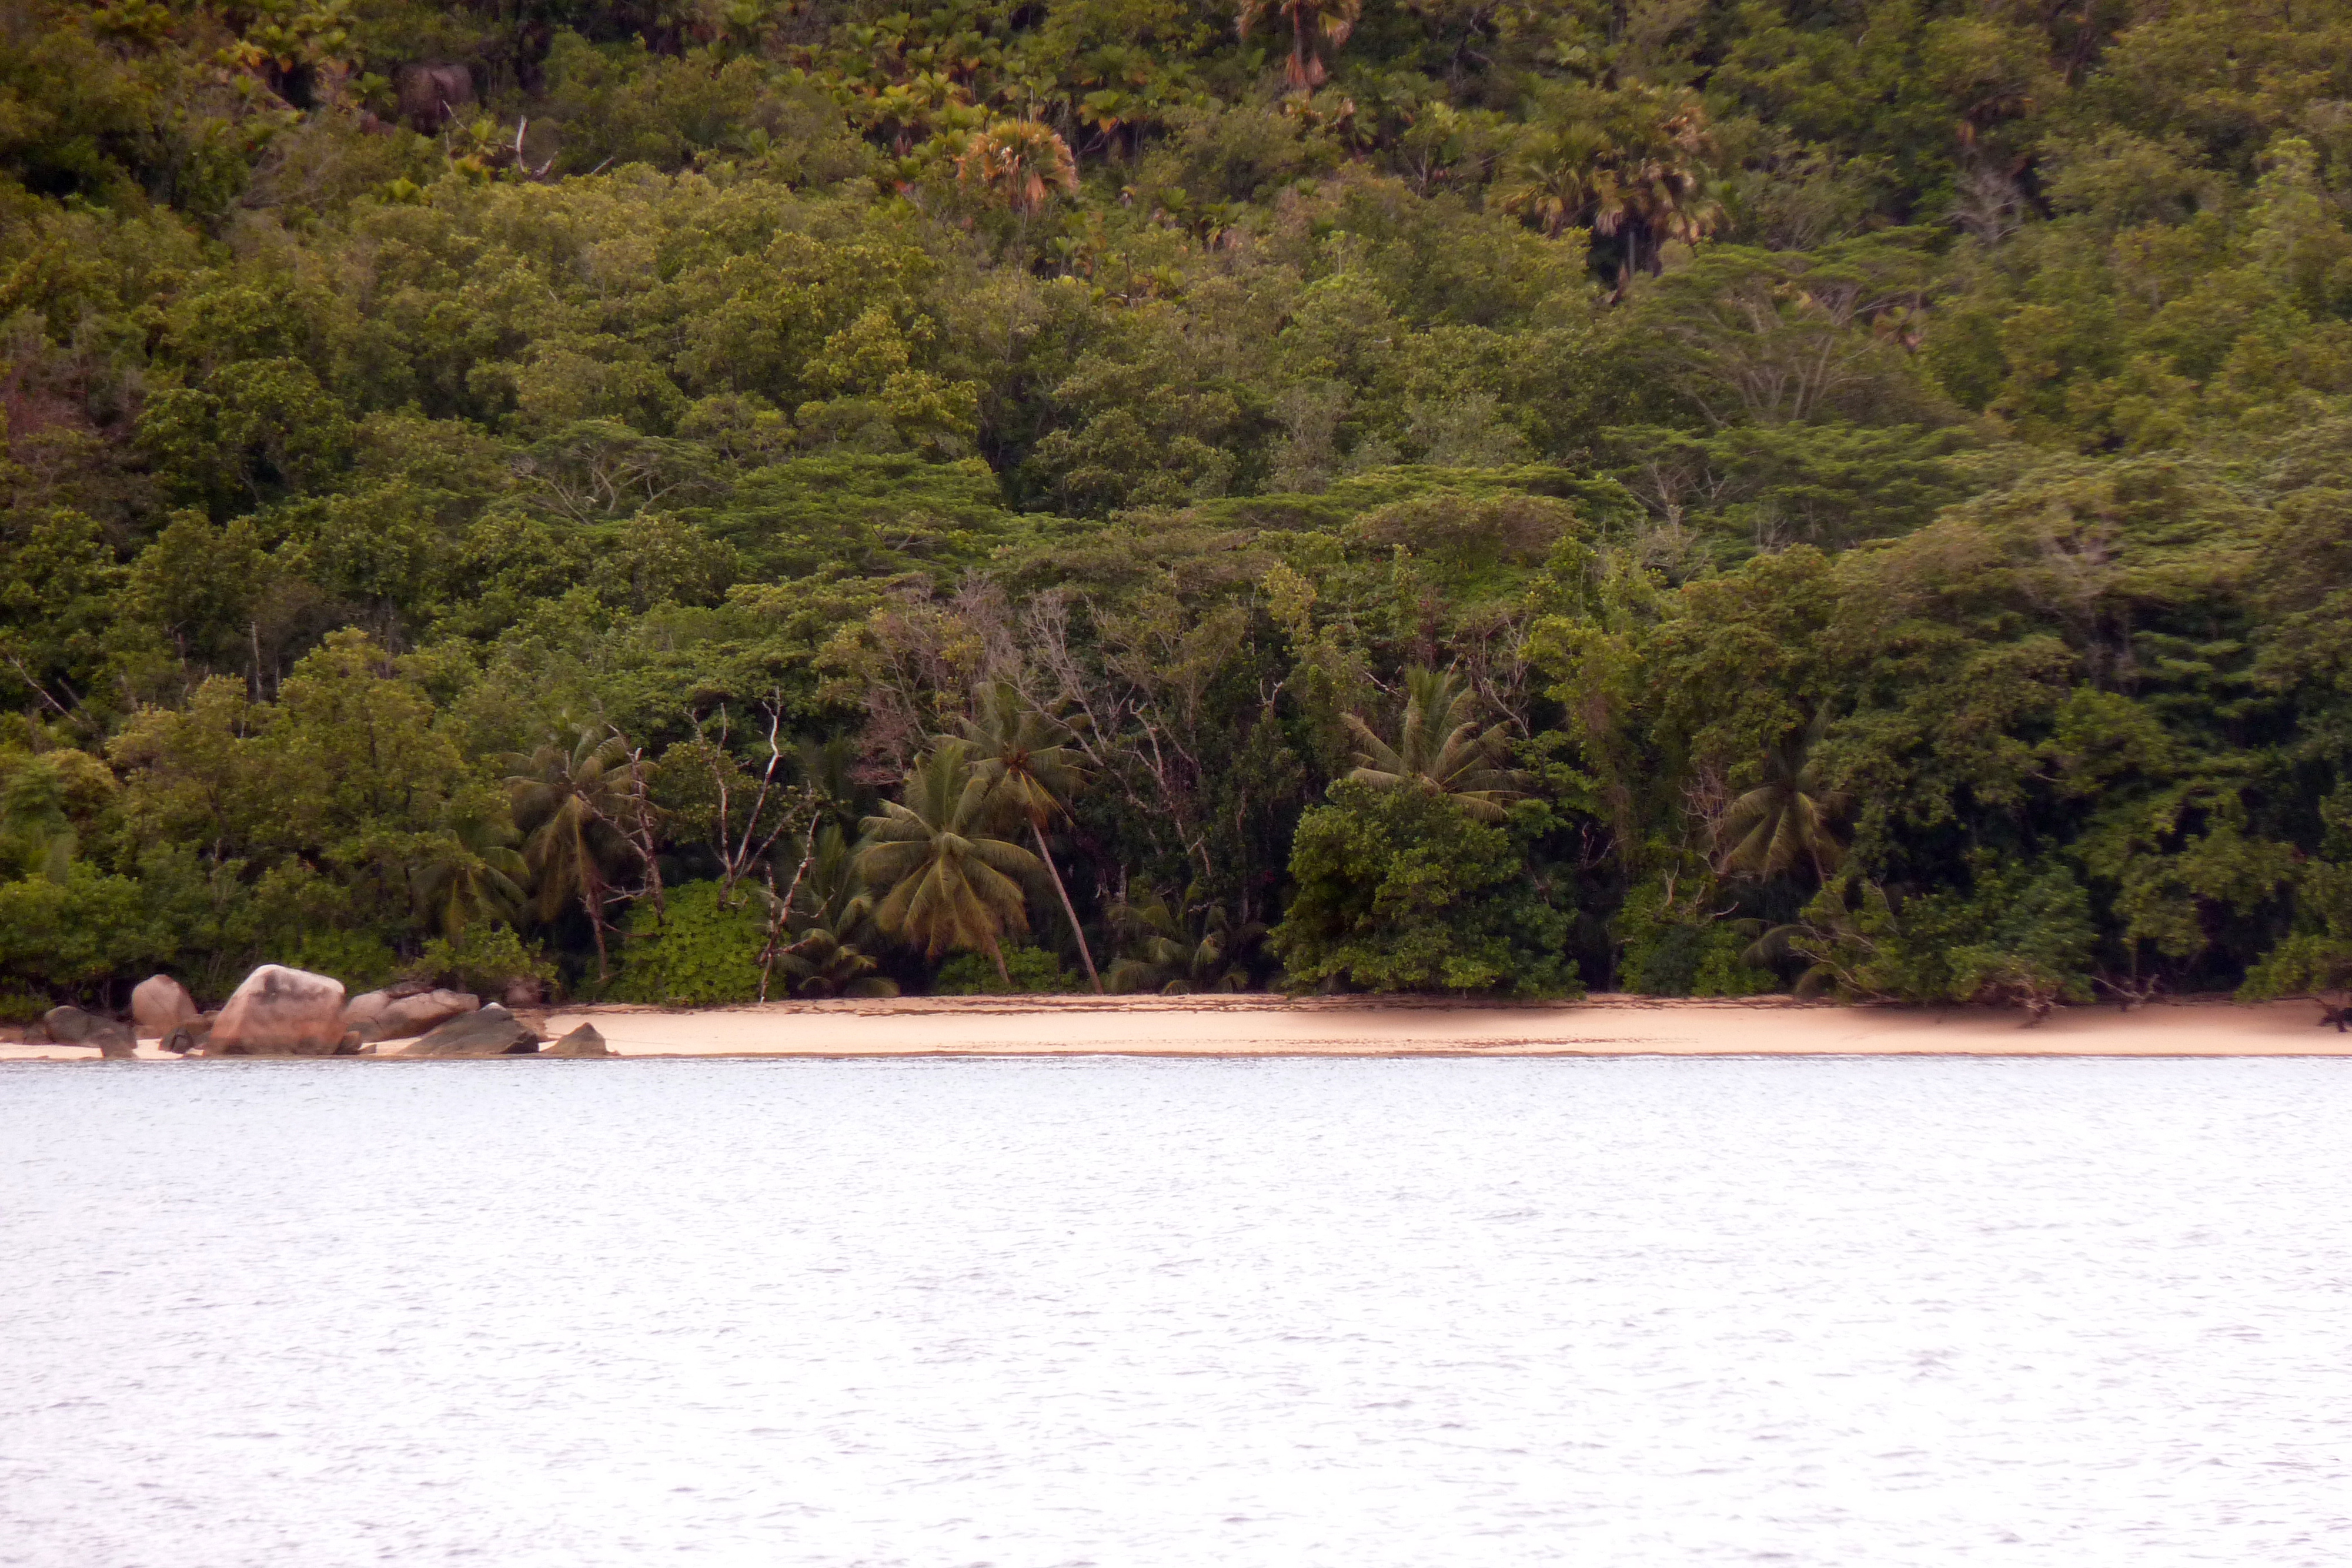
[3,1055,2350,1566]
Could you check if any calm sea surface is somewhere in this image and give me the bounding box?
[4,1056,2349,1566]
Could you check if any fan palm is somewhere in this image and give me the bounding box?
[856,742,1044,987]
[503,728,634,981]
[951,681,1102,992]
[1718,720,1849,881]
[1497,123,1612,238]
[955,119,1079,216]
[1344,667,1528,823]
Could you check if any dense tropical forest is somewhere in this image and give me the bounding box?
[5,0,2352,1016]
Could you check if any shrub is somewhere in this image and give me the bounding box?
[1615,875,1776,997]
[611,881,771,1006]
[0,864,172,1000]
[406,924,557,998]
[1792,857,2096,1020]
[284,929,400,993]
[934,943,1071,995]
[1269,781,1579,997]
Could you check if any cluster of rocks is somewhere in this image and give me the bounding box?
[31,965,609,1060]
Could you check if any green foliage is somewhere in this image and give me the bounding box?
[1271,783,1577,996]
[1797,860,2099,1019]
[407,925,557,997]
[8,0,2352,1009]
[934,942,1073,995]
[0,863,171,1001]
[284,929,402,995]
[1615,877,1774,998]
[612,881,770,1007]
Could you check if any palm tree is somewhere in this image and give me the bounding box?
[1236,0,1362,93]
[951,681,1102,992]
[761,824,897,999]
[856,741,1044,987]
[504,728,634,982]
[955,119,1079,216]
[1497,123,1612,239]
[1504,86,1722,290]
[1106,891,1264,994]
[412,807,528,937]
[1718,719,1849,881]
[1344,667,1528,823]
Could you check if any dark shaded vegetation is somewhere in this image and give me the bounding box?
[6,0,2352,1019]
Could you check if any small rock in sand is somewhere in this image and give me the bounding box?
[542,1022,611,1057]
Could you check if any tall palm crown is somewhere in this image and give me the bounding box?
[1498,123,1613,238]
[856,741,1043,984]
[1236,0,1362,92]
[1718,721,1849,881]
[1505,86,1722,287]
[1344,667,1528,823]
[956,120,1079,216]
[950,681,1102,989]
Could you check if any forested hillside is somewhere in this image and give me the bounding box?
[6,0,2352,1013]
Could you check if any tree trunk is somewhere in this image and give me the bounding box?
[583,877,610,984]
[1033,820,1102,992]
[757,821,820,1004]
[985,932,1012,989]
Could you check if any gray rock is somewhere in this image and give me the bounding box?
[41,1005,96,1044]
[131,975,199,1038]
[161,1017,215,1055]
[542,1023,610,1058]
[500,977,546,1009]
[344,987,479,1043]
[400,1004,542,1057]
[44,1007,135,1058]
[209,965,349,1056]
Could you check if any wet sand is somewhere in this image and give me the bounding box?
[8,994,2342,1060]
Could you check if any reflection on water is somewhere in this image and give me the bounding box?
[4,1055,2349,1566]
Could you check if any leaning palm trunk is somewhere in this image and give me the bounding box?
[1032,821,1102,992]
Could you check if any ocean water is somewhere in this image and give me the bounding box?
[3,1055,2348,1567]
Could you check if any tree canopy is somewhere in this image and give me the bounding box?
[5,0,2351,1017]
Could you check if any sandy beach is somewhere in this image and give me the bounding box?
[4,993,2347,1060]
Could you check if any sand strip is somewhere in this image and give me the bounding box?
[5,994,2345,1061]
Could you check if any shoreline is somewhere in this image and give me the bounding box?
[4,993,2347,1061]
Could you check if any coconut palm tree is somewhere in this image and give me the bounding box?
[856,741,1043,987]
[761,824,897,999]
[1344,667,1528,823]
[951,681,1102,992]
[1718,719,1849,881]
[1236,0,1362,93]
[412,807,528,937]
[955,119,1079,216]
[1106,891,1264,994]
[504,728,634,982]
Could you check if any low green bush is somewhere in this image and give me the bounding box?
[611,881,772,1005]
[934,944,1072,995]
